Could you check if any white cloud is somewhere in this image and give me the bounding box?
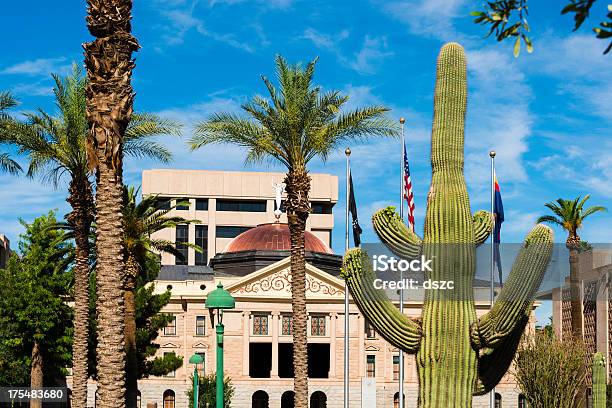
[155,4,255,52]
[301,29,393,74]
[0,57,69,76]
[464,46,533,192]
[349,36,394,74]
[526,33,612,122]
[380,0,468,41]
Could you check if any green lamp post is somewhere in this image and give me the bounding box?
[205,282,235,408]
[189,353,204,408]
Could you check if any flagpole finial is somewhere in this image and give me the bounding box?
[489,150,496,158]
[399,117,405,124]
[345,147,351,156]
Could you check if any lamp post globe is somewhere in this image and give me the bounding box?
[205,283,235,408]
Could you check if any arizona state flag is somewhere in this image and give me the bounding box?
[348,171,363,247]
[493,172,504,285]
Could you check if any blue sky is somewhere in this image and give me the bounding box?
[1,1,610,321]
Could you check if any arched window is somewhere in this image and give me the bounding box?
[518,394,526,408]
[310,391,327,408]
[281,391,295,408]
[494,393,502,408]
[163,389,175,408]
[252,390,269,408]
[393,392,405,408]
[136,390,141,408]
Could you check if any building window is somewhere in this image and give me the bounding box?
[136,390,141,408]
[253,315,269,336]
[365,319,376,339]
[155,198,171,210]
[393,355,400,380]
[311,202,333,214]
[366,355,376,378]
[281,315,293,335]
[216,226,251,238]
[163,353,176,377]
[311,316,326,336]
[175,198,190,210]
[195,225,208,265]
[494,393,502,408]
[164,315,176,336]
[217,199,267,212]
[195,199,208,211]
[195,316,206,336]
[518,394,526,408]
[163,390,175,408]
[175,225,188,265]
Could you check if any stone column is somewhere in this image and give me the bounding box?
[242,311,250,377]
[330,312,337,378]
[271,312,280,378]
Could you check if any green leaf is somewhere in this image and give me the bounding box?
[513,37,521,57]
[470,11,484,16]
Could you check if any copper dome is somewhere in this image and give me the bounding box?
[223,223,333,254]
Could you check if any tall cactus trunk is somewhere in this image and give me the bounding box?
[342,42,553,408]
[592,352,606,408]
[417,42,478,408]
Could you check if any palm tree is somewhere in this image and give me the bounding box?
[122,186,199,406]
[537,195,607,337]
[7,67,177,408]
[189,55,397,407]
[0,92,22,174]
[83,1,140,406]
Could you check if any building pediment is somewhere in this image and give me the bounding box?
[161,342,180,349]
[225,257,345,300]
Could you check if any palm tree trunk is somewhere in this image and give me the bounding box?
[67,179,94,408]
[30,339,43,408]
[94,160,128,407]
[124,255,139,408]
[285,168,311,408]
[84,1,138,407]
[567,234,585,408]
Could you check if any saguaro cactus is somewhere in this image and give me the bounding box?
[592,352,606,408]
[342,43,553,407]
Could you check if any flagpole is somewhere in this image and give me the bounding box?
[489,150,496,408]
[344,147,351,408]
[399,118,405,408]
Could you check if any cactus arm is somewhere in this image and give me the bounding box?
[372,207,422,259]
[473,210,493,246]
[473,314,529,395]
[470,224,553,350]
[592,352,606,408]
[342,248,422,353]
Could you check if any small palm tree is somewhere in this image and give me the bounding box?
[537,195,607,337]
[6,66,179,408]
[122,186,199,405]
[537,195,607,250]
[537,195,606,405]
[189,55,397,407]
[0,92,22,174]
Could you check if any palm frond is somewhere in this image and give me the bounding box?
[0,153,22,174]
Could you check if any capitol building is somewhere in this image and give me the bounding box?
[80,169,529,408]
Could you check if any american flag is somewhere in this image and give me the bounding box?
[403,143,415,231]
